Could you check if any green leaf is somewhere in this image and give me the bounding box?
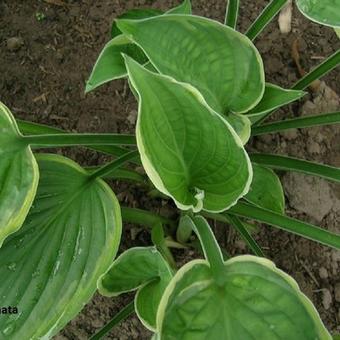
[90,301,135,340]
[229,201,340,249]
[85,35,148,93]
[0,154,121,339]
[88,1,192,93]
[224,112,251,144]
[157,256,331,339]
[296,0,340,28]
[292,50,340,91]
[17,119,139,164]
[125,56,252,212]
[117,14,265,114]
[245,163,285,214]
[249,153,340,183]
[252,111,340,136]
[99,247,173,331]
[224,214,265,257]
[166,0,192,14]
[225,0,240,28]
[245,0,289,40]
[111,9,163,39]
[335,28,340,38]
[176,215,193,244]
[111,0,192,38]
[247,83,306,124]
[0,102,39,247]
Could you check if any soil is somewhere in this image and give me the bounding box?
[0,0,339,339]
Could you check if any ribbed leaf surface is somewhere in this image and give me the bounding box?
[125,56,252,212]
[245,163,285,214]
[0,102,39,247]
[157,256,331,340]
[117,14,265,114]
[0,154,121,339]
[297,0,340,28]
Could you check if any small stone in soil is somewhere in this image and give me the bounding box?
[318,267,328,279]
[280,129,298,141]
[334,282,340,303]
[7,37,24,51]
[322,289,332,310]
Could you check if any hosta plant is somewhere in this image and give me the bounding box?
[0,0,339,339]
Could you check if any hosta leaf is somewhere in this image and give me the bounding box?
[0,154,121,339]
[111,9,163,39]
[244,163,285,214]
[0,102,39,247]
[87,1,192,93]
[99,247,173,331]
[247,83,306,124]
[296,0,340,28]
[117,14,265,114]
[176,215,194,244]
[166,0,192,14]
[335,28,340,39]
[85,35,148,93]
[111,0,191,38]
[224,112,251,144]
[157,256,331,340]
[125,56,252,212]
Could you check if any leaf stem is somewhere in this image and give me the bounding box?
[190,216,225,282]
[88,150,140,180]
[86,167,146,183]
[225,0,240,29]
[250,153,340,183]
[228,202,340,250]
[245,0,288,40]
[18,119,141,164]
[202,211,264,257]
[292,49,340,91]
[121,206,174,228]
[224,214,265,257]
[22,133,136,148]
[251,112,340,136]
[89,301,135,340]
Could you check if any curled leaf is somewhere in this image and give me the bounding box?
[125,56,252,212]
[99,247,173,330]
[0,102,39,247]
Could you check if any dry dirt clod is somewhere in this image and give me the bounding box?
[335,282,340,303]
[318,267,329,280]
[322,289,333,310]
[7,37,24,51]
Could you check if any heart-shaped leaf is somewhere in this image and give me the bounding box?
[117,14,265,114]
[156,216,330,339]
[125,55,252,212]
[296,0,340,28]
[99,247,173,330]
[245,163,285,214]
[0,154,121,339]
[0,102,39,247]
[247,83,306,124]
[87,1,192,93]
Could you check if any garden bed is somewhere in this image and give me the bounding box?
[0,0,339,338]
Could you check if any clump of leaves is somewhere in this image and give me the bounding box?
[0,0,340,339]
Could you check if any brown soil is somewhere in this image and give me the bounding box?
[0,0,339,339]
